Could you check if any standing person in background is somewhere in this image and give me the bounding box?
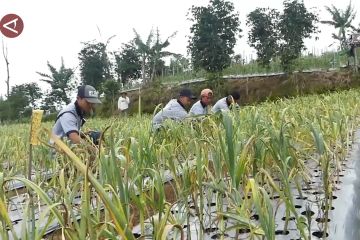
[152,88,197,130]
[118,92,130,116]
[189,88,213,116]
[211,90,240,113]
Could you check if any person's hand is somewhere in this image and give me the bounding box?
[81,130,102,146]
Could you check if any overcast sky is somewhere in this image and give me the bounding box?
[0,0,359,98]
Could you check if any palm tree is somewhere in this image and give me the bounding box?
[321,2,356,50]
[133,29,154,83]
[133,28,178,83]
[149,28,178,81]
[37,58,76,106]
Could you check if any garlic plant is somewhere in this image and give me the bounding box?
[0,89,359,239]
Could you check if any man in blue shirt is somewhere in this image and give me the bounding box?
[52,85,102,144]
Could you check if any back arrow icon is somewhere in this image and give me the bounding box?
[3,18,19,34]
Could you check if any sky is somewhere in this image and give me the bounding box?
[0,0,359,98]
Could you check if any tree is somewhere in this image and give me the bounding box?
[114,40,141,86]
[247,8,280,68]
[169,55,190,75]
[188,0,241,76]
[2,39,10,97]
[150,58,166,79]
[149,28,178,81]
[37,58,76,107]
[133,29,154,83]
[321,2,356,50]
[6,83,42,119]
[78,41,112,91]
[101,79,120,116]
[133,28,178,83]
[25,83,43,108]
[0,95,9,121]
[231,54,243,64]
[278,0,318,72]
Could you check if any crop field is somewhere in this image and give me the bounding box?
[1,88,360,239]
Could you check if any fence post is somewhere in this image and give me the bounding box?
[355,47,358,73]
[351,34,360,73]
[246,77,249,96]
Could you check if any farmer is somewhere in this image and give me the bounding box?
[211,90,240,113]
[189,88,213,116]
[152,88,197,130]
[118,92,130,116]
[52,85,102,144]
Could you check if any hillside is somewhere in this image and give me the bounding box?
[119,69,359,115]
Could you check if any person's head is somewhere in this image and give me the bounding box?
[200,88,213,106]
[121,92,127,97]
[230,90,240,103]
[178,88,196,106]
[76,85,102,113]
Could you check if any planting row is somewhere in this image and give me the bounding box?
[1,89,360,239]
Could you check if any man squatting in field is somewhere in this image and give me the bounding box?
[152,88,197,130]
[189,88,213,115]
[51,85,102,145]
[211,91,240,113]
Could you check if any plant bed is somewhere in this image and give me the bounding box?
[3,89,360,239]
[128,131,360,239]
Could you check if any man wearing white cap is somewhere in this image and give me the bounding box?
[189,88,213,116]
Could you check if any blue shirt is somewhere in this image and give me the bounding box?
[52,102,84,139]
